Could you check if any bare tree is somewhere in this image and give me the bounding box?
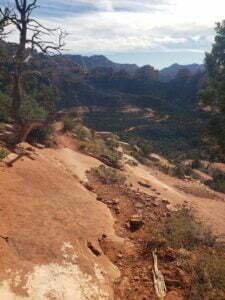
[0,0,66,142]
[0,7,10,38]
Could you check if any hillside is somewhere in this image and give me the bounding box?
[0,121,225,299]
[64,54,139,74]
[1,1,225,299]
[63,54,204,82]
[160,63,205,82]
[0,43,208,159]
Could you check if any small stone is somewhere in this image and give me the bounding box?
[138,181,151,188]
[35,143,45,149]
[115,207,120,214]
[84,182,94,192]
[113,198,120,204]
[162,199,170,205]
[129,215,144,232]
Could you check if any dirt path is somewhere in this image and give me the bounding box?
[125,164,225,237]
[126,165,185,199]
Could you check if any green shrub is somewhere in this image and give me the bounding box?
[81,138,105,154]
[27,125,54,145]
[173,164,193,178]
[80,138,122,168]
[104,150,122,167]
[138,142,154,157]
[0,147,7,160]
[79,142,86,151]
[67,111,78,119]
[0,93,11,122]
[131,151,153,166]
[105,137,119,150]
[172,165,185,178]
[93,165,126,184]
[184,251,225,299]
[74,125,92,141]
[156,162,194,179]
[161,206,216,250]
[62,117,75,132]
[206,169,225,193]
[191,159,203,169]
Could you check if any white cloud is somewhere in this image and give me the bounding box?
[4,0,225,55]
[70,0,169,12]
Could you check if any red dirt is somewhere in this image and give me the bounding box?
[87,172,187,300]
[0,143,120,299]
[1,129,225,299]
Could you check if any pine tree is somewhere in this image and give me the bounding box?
[200,21,225,155]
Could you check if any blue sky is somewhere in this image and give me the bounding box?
[4,0,225,68]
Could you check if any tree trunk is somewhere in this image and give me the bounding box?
[11,72,23,126]
[11,5,27,129]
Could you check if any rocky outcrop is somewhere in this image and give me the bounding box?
[0,145,122,299]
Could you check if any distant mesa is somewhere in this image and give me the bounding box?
[64,54,204,82]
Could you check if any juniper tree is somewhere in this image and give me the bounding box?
[0,0,66,142]
[200,21,225,154]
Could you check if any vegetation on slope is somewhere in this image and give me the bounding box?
[199,21,225,159]
[91,164,126,184]
[0,38,208,157]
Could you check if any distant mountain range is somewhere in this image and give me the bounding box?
[64,54,205,82]
[64,54,138,75]
[159,63,205,82]
[0,41,208,158]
